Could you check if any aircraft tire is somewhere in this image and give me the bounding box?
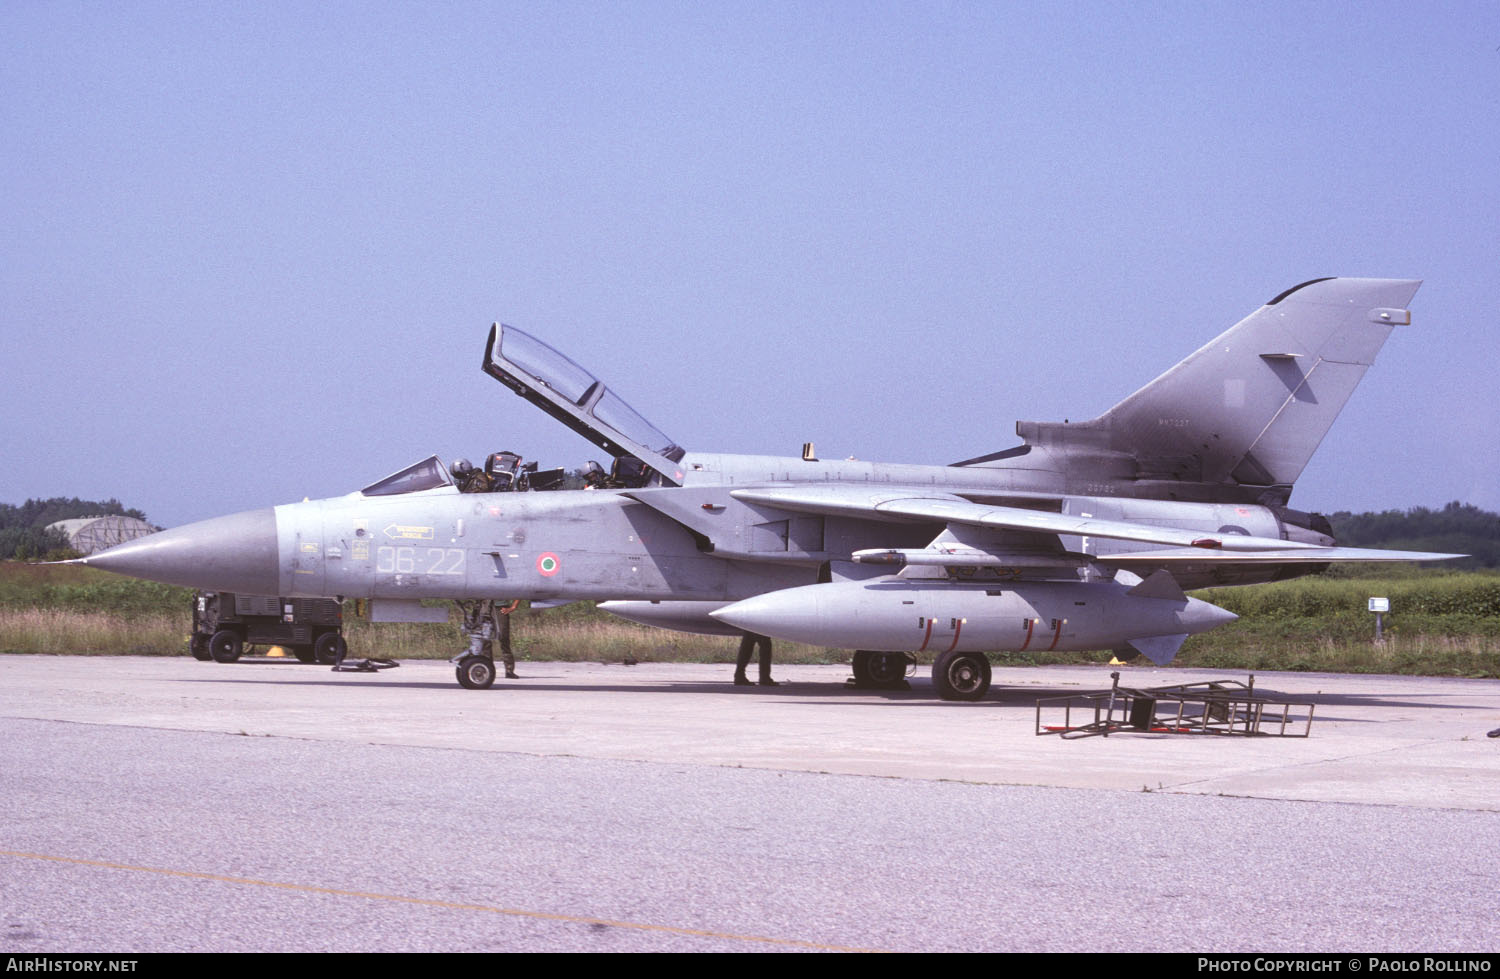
[851,650,872,684]
[932,649,991,701]
[865,651,909,688]
[189,635,212,662]
[313,632,347,665]
[208,629,243,664]
[456,656,496,690]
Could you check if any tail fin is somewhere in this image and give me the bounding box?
[1006,277,1420,503]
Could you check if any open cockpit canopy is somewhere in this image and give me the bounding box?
[483,324,684,486]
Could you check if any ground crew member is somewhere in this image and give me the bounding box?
[733,632,776,686]
[460,599,522,679]
[497,599,520,679]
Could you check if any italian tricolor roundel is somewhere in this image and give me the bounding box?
[536,552,560,577]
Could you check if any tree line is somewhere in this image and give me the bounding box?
[1328,501,1499,569]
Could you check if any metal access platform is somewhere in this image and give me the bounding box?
[1036,672,1314,739]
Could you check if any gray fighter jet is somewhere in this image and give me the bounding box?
[80,277,1460,695]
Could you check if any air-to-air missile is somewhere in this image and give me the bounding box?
[78,277,1462,695]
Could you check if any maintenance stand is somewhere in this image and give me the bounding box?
[189,591,347,665]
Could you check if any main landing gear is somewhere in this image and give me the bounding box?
[849,650,993,700]
[932,649,992,701]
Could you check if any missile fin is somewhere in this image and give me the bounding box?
[1125,568,1187,603]
[1125,633,1189,665]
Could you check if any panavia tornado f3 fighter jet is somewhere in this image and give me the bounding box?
[80,277,1461,696]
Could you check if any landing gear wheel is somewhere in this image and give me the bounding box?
[313,632,347,665]
[866,651,909,688]
[456,656,496,690]
[852,650,909,689]
[292,646,316,664]
[189,635,212,661]
[208,629,243,664]
[932,649,991,701]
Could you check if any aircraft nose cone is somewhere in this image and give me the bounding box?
[81,507,280,594]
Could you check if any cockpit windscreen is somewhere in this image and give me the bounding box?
[361,455,454,497]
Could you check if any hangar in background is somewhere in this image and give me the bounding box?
[47,515,157,555]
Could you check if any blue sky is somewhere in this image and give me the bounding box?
[3,1,1497,527]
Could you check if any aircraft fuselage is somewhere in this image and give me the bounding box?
[174,451,1321,603]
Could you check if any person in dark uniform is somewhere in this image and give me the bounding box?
[496,599,520,679]
[451,458,493,493]
[733,631,776,686]
[459,598,520,679]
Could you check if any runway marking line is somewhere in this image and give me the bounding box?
[1,849,882,952]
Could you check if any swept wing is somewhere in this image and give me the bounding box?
[730,485,1463,566]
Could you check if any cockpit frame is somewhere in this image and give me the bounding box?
[360,455,455,497]
[482,323,685,487]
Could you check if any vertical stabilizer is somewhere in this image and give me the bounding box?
[1009,277,1420,501]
